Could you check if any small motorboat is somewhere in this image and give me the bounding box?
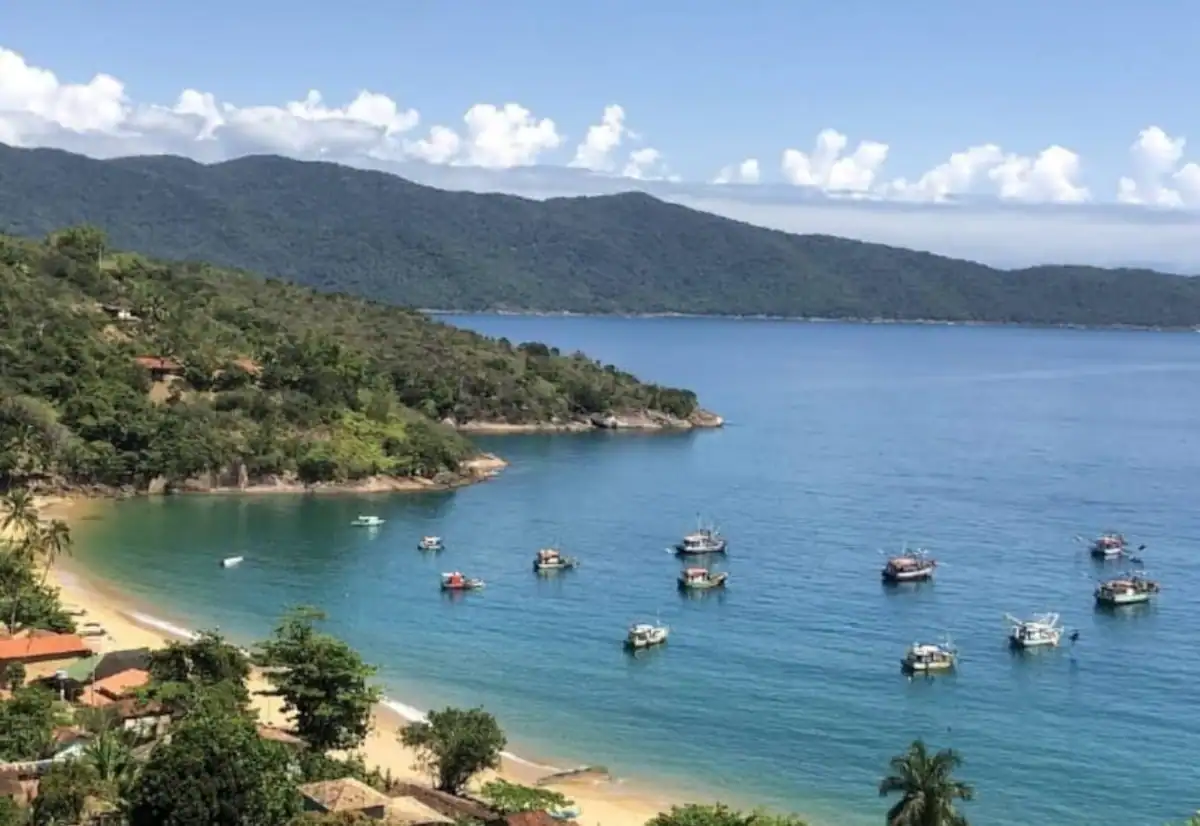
[1005,612,1065,649]
[677,567,728,591]
[352,515,385,528]
[220,556,244,568]
[625,622,669,650]
[440,571,485,592]
[674,517,727,555]
[881,547,936,583]
[901,640,956,674]
[1095,571,1160,607]
[533,548,578,572]
[418,536,444,551]
[1086,531,1129,559]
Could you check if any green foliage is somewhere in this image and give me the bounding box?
[646,804,809,826]
[879,739,974,826]
[4,146,1200,326]
[146,629,252,713]
[4,662,25,691]
[0,798,24,826]
[295,751,393,793]
[254,606,381,752]
[127,708,301,826]
[0,685,64,761]
[0,488,75,636]
[399,706,506,794]
[0,224,700,493]
[479,779,572,815]
[31,759,96,826]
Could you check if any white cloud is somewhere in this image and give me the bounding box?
[570,104,627,172]
[781,129,889,193]
[713,158,761,185]
[456,103,560,168]
[1116,126,1200,208]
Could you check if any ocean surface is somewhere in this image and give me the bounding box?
[71,317,1200,826]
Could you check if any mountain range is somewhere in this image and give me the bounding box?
[2,142,1199,328]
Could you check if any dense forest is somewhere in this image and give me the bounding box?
[0,228,701,492]
[2,144,1199,327]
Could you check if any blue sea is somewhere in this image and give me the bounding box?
[70,317,1200,826]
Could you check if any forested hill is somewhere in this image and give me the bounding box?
[0,228,708,493]
[1,143,1199,327]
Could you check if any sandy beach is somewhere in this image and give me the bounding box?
[28,495,677,826]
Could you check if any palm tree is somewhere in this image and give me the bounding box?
[879,739,974,826]
[34,518,73,587]
[84,728,139,808]
[1,485,39,539]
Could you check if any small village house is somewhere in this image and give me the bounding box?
[133,356,183,382]
[298,777,393,820]
[106,697,172,738]
[0,632,92,682]
[77,667,150,708]
[493,812,578,826]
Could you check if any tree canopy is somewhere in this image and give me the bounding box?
[400,706,507,795]
[645,804,809,826]
[146,629,252,713]
[879,739,974,826]
[3,145,1200,327]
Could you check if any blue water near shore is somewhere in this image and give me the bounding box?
[71,317,1200,825]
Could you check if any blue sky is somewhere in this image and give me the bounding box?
[1,0,1199,268]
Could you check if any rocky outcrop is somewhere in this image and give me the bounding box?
[453,408,724,434]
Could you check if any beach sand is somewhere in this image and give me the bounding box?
[27,495,677,826]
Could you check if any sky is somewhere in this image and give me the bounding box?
[2,0,1199,270]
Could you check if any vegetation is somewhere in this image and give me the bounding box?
[146,629,251,713]
[399,706,507,794]
[0,491,74,635]
[479,779,573,815]
[254,607,381,752]
[0,684,65,761]
[879,739,974,826]
[2,145,1200,327]
[646,804,809,826]
[0,225,703,495]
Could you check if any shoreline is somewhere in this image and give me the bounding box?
[35,496,689,826]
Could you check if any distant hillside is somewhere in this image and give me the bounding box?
[2,143,1199,327]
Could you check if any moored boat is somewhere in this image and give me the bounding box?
[1087,531,1126,558]
[625,622,669,650]
[901,640,956,674]
[1005,612,1065,649]
[674,517,727,555]
[418,536,444,551]
[1095,571,1160,606]
[533,548,578,572]
[352,515,385,528]
[220,556,244,568]
[677,567,728,591]
[440,571,484,591]
[881,548,937,583]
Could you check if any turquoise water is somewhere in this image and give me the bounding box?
[72,317,1200,826]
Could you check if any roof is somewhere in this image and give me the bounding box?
[503,812,572,826]
[255,724,305,747]
[94,649,151,682]
[133,356,182,371]
[80,668,149,706]
[0,633,91,662]
[107,697,167,720]
[386,796,453,825]
[299,777,392,812]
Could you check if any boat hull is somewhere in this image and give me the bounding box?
[901,660,954,674]
[1009,635,1060,649]
[624,636,668,650]
[418,544,444,552]
[534,560,577,572]
[678,574,728,590]
[675,542,727,555]
[1095,592,1153,606]
[881,567,935,583]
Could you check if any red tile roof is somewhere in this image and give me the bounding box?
[0,633,91,662]
[79,668,149,707]
[133,356,182,372]
[504,812,571,826]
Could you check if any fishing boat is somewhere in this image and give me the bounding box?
[440,571,484,592]
[533,548,578,572]
[677,567,728,591]
[417,536,444,551]
[351,515,385,528]
[880,548,937,583]
[1095,571,1160,606]
[674,518,727,555]
[1087,531,1127,558]
[901,640,956,674]
[220,556,244,568]
[625,622,669,650]
[1005,612,1065,649]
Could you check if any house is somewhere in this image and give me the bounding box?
[107,697,171,738]
[78,668,149,708]
[494,812,578,826]
[133,356,183,381]
[298,777,393,820]
[0,633,92,681]
[384,796,454,826]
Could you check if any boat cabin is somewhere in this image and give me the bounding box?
[442,572,465,587]
[537,549,562,563]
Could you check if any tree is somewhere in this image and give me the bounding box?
[0,685,64,761]
[147,629,251,713]
[4,662,25,691]
[84,727,140,813]
[400,706,506,795]
[127,707,300,826]
[0,487,39,539]
[31,759,96,826]
[479,779,572,815]
[32,518,71,587]
[0,798,24,826]
[646,805,809,826]
[254,607,380,751]
[879,740,974,826]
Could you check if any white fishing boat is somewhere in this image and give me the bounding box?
[677,567,728,591]
[624,621,669,650]
[1087,531,1127,558]
[352,515,385,528]
[901,639,957,674]
[674,517,727,555]
[417,536,444,551]
[220,556,244,568]
[881,547,937,583]
[533,548,578,572]
[1095,571,1160,606]
[1005,612,1065,649]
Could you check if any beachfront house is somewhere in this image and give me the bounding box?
[0,632,93,683]
[494,812,578,826]
[299,778,392,819]
[107,697,172,738]
[78,668,150,708]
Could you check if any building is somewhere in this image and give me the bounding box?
[78,668,150,708]
[133,356,184,382]
[495,812,578,826]
[0,633,92,681]
[298,777,393,820]
[107,697,171,738]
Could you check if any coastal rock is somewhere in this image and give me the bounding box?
[456,408,723,434]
